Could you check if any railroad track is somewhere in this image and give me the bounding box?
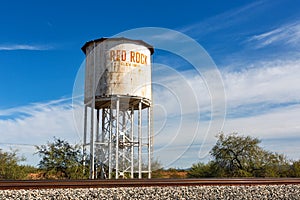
[1,178,300,190]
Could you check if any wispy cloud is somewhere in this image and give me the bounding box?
[248,21,300,48]
[0,97,80,144]
[223,59,300,110]
[0,97,74,118]
[0,44,52,51]
[180,1,266,37]
[153,58,300,120]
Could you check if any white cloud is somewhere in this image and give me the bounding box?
[248,21,300,48]
[223,104,300,139]
[219,59,300,160]
[152,58,300,123]
[223,59,300,108]
[0,44,52,51]
[0,98,82,165]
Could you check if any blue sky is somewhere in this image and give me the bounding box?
[1,0,300,168]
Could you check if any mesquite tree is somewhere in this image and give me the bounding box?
[210,133,289,177]
[36,138,88,179]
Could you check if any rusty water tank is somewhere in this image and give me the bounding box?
[82,37,154,109]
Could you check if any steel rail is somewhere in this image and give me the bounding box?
[1,178,300,190]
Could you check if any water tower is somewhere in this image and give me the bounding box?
[81,37,154,179]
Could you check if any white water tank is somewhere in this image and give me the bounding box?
[82,37,154,107]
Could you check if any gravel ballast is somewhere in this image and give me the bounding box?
[1,185,300,199]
